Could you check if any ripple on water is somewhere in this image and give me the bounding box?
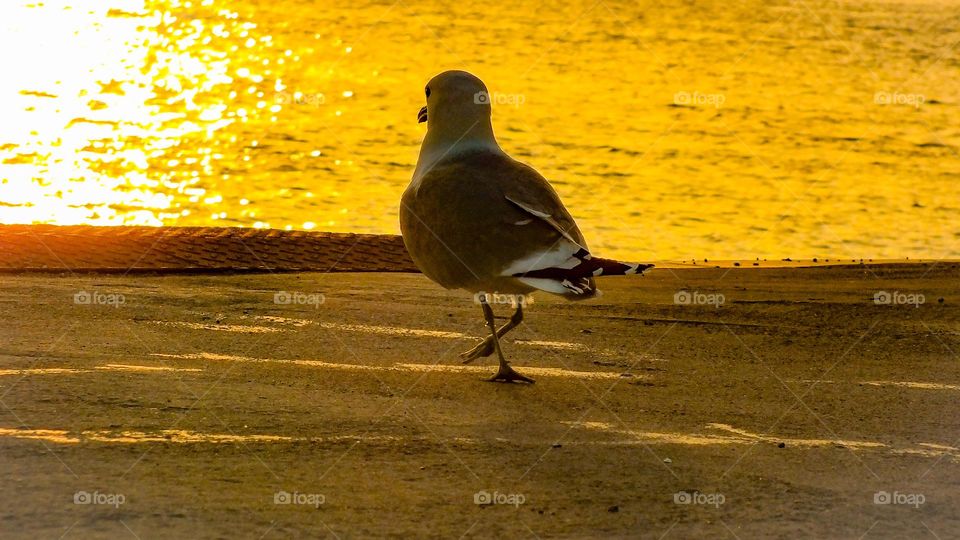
[0,0,957,259]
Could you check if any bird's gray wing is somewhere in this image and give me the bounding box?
[493,156,589,252]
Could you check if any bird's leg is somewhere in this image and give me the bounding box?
[479,300,534,384]
[460,303,524,364]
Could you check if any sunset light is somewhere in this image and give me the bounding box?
[1,2,958,538]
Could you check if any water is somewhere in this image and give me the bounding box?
[1,0,958,260]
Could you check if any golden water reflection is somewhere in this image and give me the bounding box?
[0,0,958,260]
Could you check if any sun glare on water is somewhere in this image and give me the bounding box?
[0,0,267,226]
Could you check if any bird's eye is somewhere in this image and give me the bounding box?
[425,87,431,98]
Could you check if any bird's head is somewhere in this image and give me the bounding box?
[418,70,492,131]
[412,70,501,182]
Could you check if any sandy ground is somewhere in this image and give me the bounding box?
[1,264,958,539]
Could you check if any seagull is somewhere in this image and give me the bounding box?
[400,70,653,383]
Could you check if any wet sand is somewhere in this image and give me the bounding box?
[1,263,958,538]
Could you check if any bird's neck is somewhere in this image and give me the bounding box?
[412,119,502,184]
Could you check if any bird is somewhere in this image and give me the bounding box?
[399,70,653,384]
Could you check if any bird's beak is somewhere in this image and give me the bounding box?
[417,105,428,124]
